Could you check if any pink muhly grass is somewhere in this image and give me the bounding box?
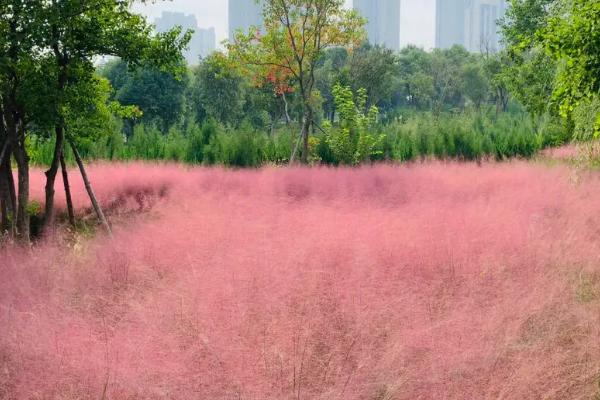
[2,161,600,399]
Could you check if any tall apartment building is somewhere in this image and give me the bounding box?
[435,0,467,50]
[155,12,216,64]
[435,0,507,52]
[353,0,401,51]
[228,0,263,41]
[464,0,508,52]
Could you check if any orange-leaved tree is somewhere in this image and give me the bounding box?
[228,0,365,163]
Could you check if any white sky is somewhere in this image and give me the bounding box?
[133,0,436,50]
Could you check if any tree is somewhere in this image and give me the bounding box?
[501,0,558,50]
[499,0,558,119]
[0,0,43,241]
[1,0,189,242]
[192,53,246,127]
[38,0,190,231]
[325,83,383,165]
[228,0,365,163]
[461,62,489,110]
[482,51,511,115]
[347,44,398,111]
[541,0,600,137]
[429,46,470,114]
[397,46,434,110]
[102,60,189,134]
[314,47,348,122]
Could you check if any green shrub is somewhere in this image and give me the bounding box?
[27,111,571,167]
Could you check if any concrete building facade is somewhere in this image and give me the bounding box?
[155,11,216,64]
[435,0,507,52]
[228,0,263,41]
[354,0,401,50]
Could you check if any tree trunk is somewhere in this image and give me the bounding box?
[0,143,16,236]
[282,92,292,125]
[6,157,17,233]
[0,156,8,234]
[68,138,112,236]
[300,108,312,164]
[60,152,75,228]
[43,124,64,230]
[0,192,7,235]
[0,139,9,167]
[4,153,17,237]
[13,143,30,243]
[290,107,313,165]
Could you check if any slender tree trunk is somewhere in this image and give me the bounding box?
[4,101,29,242]
[290,106,313,165]
[4,153,17,237]
[43,124,64,230]
[300,108,312,164]
[0,139,9,167]
[0,193,7,235]
[282,92,292,125]
[6,157,17,232]
[60,152,75,228]
[290,132,302,164]
[0,156,8,234]
[68,138,111,235]
[13,143,30,243]
[0,141,15,236]
[44,59,67,231]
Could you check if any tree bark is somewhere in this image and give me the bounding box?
[0,142,16,236]
[68,138,112,235]
[4,100,29,242]
[43,125,64,230]
[289,107,313,165]
[0,192,7,235]
[13,142,30,243]
[43,60,68,231]
[60,152,75,228]
[300,107,312,164]
[3,153,17,237]
[0,152,8,233]
[5,156,17,233]
[282,92,292,125]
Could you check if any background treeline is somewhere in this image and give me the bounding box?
[30,43,570,167]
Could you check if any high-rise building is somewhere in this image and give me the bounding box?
[435,0,467,49]
[228,0,263,41]
[464,0,508,52]
[435,0,507,52]
[353,0,401,51]
[155,12,216,64]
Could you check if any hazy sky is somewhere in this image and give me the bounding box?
[133,0,436,50]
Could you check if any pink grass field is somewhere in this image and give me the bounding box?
[2,161,600,399]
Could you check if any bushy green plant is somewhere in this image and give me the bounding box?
[325,84,385,165]
[26,111,570,168]
[572,96,600,142]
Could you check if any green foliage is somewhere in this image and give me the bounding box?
[347,44,398,109]
[101,59,189,133]
[572,97,600,142]
[227,0,366,162]
[27,111,569,168]
[385,112,567,162]
[541,0,600,123]
[461,63,489,109]
[502,0,600,137]
[325,84,383,165]
[26,200,41,217]
[192,53,246,127]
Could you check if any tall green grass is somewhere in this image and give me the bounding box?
[28,112,570,167]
